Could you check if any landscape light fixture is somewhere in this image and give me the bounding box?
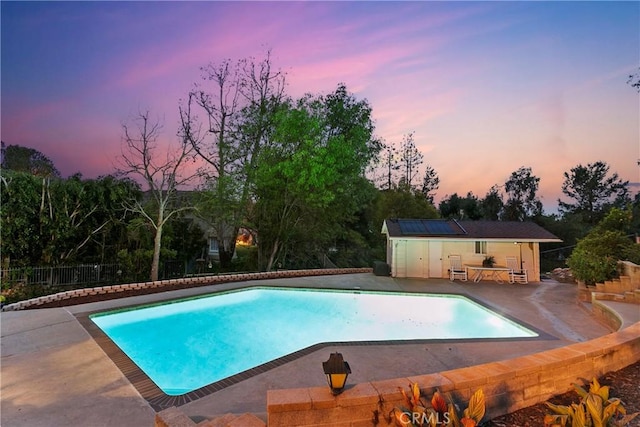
[322,352,351,395]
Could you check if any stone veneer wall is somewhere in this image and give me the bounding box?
[267,322,640,426]
[1,268,372,311]
[620,260,640,284]
[578,261,640,304]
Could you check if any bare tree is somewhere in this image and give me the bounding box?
[117,111,198,281]
[179,51,286,268]
[377,142,401,190]
[399,132,423,188]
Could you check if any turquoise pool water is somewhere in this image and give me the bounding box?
[90,288,537,395]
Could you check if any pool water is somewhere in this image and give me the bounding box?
[90,288,537,395]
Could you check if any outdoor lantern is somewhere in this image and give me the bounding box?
[322,352,351,395]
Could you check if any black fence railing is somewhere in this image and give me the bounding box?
[1,264,122,288]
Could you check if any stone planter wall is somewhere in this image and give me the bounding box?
[619,260,640,284]
[578,261,640,305]
[266,320,640,426]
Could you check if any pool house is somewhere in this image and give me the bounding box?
[382,218,562,282]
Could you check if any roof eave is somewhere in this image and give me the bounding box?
[386,236,562,242]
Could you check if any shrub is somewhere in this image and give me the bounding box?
[544,377,639,426]
[567,208,636,285]
[389,383,485,427]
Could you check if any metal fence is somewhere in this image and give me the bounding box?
[1,264,122,288]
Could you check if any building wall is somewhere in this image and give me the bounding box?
[388,239,541,281]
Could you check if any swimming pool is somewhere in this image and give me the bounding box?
[90,288,537,395]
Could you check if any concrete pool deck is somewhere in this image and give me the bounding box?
[2,273,639,426]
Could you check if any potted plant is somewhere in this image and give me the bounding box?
[482,256,495,268]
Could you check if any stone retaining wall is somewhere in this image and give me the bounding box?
[620,260,640,284]
[1,268,372,311]
[591,298,624,330]
[266,321,640,426]
[578,261,640,304]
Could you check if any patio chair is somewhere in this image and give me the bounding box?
[449,255,467,282]
[506,256,528,284]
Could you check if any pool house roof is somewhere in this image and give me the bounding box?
[382,218,562,242]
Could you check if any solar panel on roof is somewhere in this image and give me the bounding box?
[425,221,455,234]
[398,220,460,235]
[398,220,424,234]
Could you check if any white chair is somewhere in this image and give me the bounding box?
[449,255,467,282]
[506,256,528,284]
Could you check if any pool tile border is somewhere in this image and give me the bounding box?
[75,286,553,412]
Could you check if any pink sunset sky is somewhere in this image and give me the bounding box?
[2,1,638,212]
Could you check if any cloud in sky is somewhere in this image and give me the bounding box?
[1,1,638,212]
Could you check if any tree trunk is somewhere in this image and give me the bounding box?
[151,225,162,282]
[218,246,234,269]
[217,226,239,269]
[266,239,280,271]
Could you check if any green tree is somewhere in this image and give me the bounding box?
[84,175,142,264]
[480,185,503,220]
[40,174,139,264]
[116,216,163,282]
[0,171,44,265]
[558,161,630,225]
[631,192,640,234]
[1,142,60,177]
[331,178,380,267]
[567,208,640,285]
[439,192,482,220]
[252,85,381,270]
[502,166,543,221]
[420,165,440,204]
[161,216,207,276]
[375,187,438,223]
[0,171,137,267]
[252,101,330,270]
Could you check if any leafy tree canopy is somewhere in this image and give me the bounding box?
[439,192,482,220]
[503,166,543,221]
[1,142,60,178]
[480,185,503,220]
[376,187,439,225]
[0,171,139,267]
[567,208,640,285]
[420,165,440,204]
[251,84,381,270]
[558,161,630,225]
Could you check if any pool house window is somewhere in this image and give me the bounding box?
[475,241,487,255]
